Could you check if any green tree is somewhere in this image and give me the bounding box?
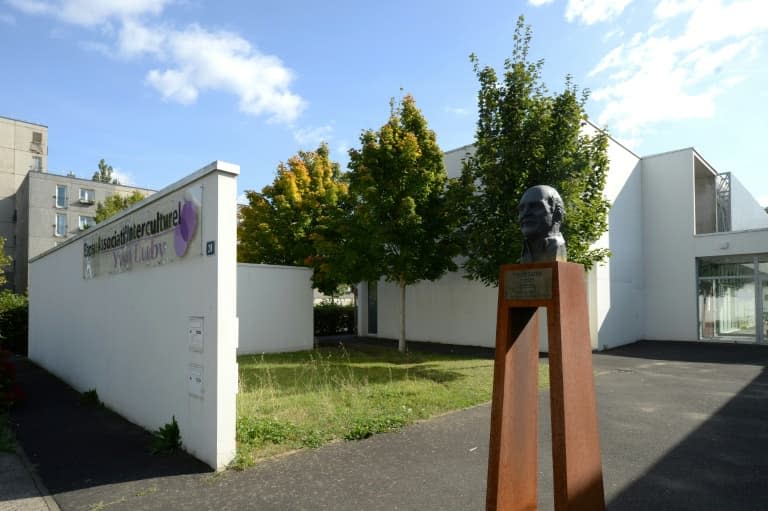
[347,94,462,352]
[94,190,145,223]
[237,144,349,294]
[92,159,120,184]
[460,16,611,286]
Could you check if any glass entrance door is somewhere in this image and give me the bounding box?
[698,256,758,342]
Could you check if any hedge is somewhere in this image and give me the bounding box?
[0,291,28,355]
[314,303,356,336]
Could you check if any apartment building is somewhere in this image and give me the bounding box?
[0,115,154,291]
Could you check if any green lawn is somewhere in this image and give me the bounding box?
[234,343,549,468]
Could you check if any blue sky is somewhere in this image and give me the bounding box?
[1,0,766,206]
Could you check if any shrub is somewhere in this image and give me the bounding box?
[314,302,356,336]
[0,291,28,355]
[0,349,24,411]
[150,416,182,454]
[80,389,103,408]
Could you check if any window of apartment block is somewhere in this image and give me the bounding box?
[55,184,67,208]
[55,213,67,237]
[32,156,42,172]
[79,188,96,204]
[78,215,96,230]
[31,131,43,153]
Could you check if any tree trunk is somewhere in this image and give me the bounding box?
[399,281,406,353]
[351,285,358,335]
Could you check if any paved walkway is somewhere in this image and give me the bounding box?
[4,340,768,510]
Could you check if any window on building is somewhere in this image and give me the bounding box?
[78,216,96,230]
[79,188,96,204]
[698,255,764,344]
[30,132,43,154]
[32,156,42,172]
[55,185,67,208]
[55,213,67,237]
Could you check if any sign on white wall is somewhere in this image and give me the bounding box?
[83,186,203,279]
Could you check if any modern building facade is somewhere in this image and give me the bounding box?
[1,115,154,291]
[358,132,768,348]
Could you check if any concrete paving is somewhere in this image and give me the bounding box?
[0,449,58,511]
[5,340,768,510]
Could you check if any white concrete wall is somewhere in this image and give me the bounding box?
[28,161,239,470]
[375,271,498,347]
[443,145,475,179]
[730,174,768,231]
[591,136,645,349]
[642,149,699,341]
[694,228,768,257]
[237,263,313,355]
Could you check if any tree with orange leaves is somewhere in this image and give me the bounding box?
[237,143,349,294]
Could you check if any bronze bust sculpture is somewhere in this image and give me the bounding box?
[518,185,567,263]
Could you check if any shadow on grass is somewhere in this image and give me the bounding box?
[237,346,483,395]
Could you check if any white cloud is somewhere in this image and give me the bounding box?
[7,0,171,26]
[78,39,113,57]
[8,1,307,124]
[141,24,305,123]
[334,141,350,157]
[117,18,165,57]
[757,195,768,208]
[565,0,634,24]
[528,0,554,6]
[445,106,470,116]
[590,0,768,139]
[111,168,136,186]
[654,0,699,19]
[293,124,334,147]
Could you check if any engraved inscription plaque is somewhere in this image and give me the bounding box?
[504,268,553,300]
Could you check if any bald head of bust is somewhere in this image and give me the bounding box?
[518,185,567,263]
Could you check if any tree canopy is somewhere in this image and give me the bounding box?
[94,190,145,223]
[92,159,120,184]
[347,94,462,351]
[460,16,611,286]
[237,143,349,294]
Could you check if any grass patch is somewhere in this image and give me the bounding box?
[234,344,549,467]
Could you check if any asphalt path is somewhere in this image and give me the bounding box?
[10,340,768,510]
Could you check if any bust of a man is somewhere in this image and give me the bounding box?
[518,185,567,263]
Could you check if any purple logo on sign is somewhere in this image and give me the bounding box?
[174,200,198,257]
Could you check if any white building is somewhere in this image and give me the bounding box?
[357,134,768,349]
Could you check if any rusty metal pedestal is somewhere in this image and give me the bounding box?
[486,261,605,511]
